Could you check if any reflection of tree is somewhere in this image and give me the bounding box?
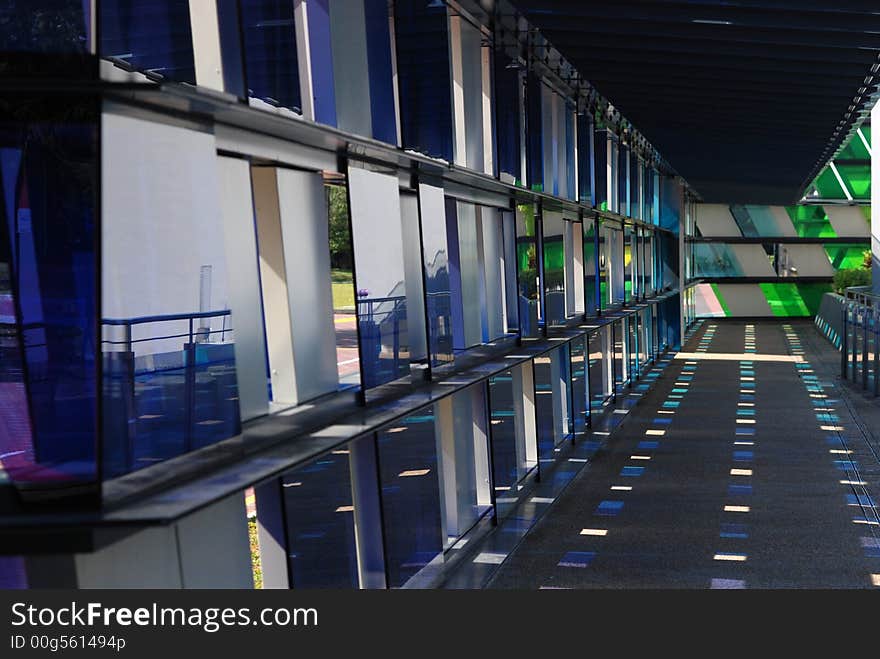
[327,185,352,270]
[0,4,87,52]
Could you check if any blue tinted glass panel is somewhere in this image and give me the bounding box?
[2,0,89,53]
[283,449,359,589]
[618,144,629,216]
[578,112,594,205]
[100,115,240,479]
[588,331,607,413]
[394,3,452,161]
[594,128,608,211]
[570,336,589,434]
[377,408,442,588]
[613,320,626,391]
[0,96,98,493]
[534,345,570,460]
[216,0,246,97]
[364,0,396,144]
[488,370,518,496]
[495,63,522,185]
[100,0,196,84]
[240,0,301,111]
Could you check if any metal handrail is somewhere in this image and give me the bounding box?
[841,286,879,396]
[101,310,232,352]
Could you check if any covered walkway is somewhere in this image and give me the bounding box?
[486,320,880,589]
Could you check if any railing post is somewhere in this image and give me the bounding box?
[184,317,196,453]
[123,322,135,474]
[841,301,847,379]
[863,305,869,390]
[874,309,879,397]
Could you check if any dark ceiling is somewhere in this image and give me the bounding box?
[510,0,880,204]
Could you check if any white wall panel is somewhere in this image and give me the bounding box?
[826,206,870,237]
[696,204,741,236]
[276,168,339,402]
[400,192,427,360]
[102,112,230,356]
[218,156,269,421]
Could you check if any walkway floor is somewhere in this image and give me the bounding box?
[488,320,880,589]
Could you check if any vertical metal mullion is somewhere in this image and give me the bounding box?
[483,379,499,525]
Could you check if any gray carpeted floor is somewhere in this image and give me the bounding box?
[488,320,880,589]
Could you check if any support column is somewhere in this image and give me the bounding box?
[873,102,880,295]
[26,494,254,588]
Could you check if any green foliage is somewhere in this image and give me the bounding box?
[327,186,352,269]
[862,249,872,270]
[833,267,871,294]
[248,518,262,589]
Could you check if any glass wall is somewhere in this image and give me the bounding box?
[588,330,609,413]
[534,345,571,461]
[282,449,359,589]
[240,0,301,111]
[613,319,626,393]
[326,182,359,388]
[583,219,598,315]
[102,113,240,478]
[101,0,196,83]
[516,204,541,337]
[542,211,566,326]
[0,95,99,492]
[569,336,589,435]
[376,407,443,588]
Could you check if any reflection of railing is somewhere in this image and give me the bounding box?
[356,296,407,388]
[425,292,452,363]
[101,310,239,478]
[841,286,879,396]
[102,309,232,354]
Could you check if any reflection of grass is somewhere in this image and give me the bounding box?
[248,518,262,589]
[331,269,355,309]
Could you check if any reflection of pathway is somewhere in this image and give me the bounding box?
[334,314,360,378]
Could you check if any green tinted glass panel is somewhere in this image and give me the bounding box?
[835,163,871,200]
[812,168,847,199]
[759,282,831,317]
[784,205,836,238]
[824,244,869,270]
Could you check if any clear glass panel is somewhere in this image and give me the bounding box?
[624,224,634,303]
[598,220,611,309]
[609,223,625,305]
[542,211,566,325]
[376,407,442,588]
[588,331,608,413]
[692,243,744,278]
[618,144,629,216]
[583,220,598,315]
[628,314,639,378]
[102,113,240,479]
[640,308,652,365]
[282,448,359,589]
[348,167,409,389]
[534,345,571,461]
[613,319,626,392]
[488,370,521,496]
[516,203,540,337]
[326,183,359,388]
[570,336,589,435]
